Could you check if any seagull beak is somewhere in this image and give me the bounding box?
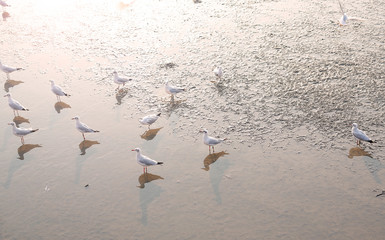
[131,149,135,151]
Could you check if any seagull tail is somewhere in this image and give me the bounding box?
[93,130,100,133]
[65,93,71,97]
[368,140,377,143]
[157,162,163,165]
[31,129,39,133]
[23,108,29,111]
[16,68,23,71]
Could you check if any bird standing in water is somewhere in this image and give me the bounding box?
[132,148,163,173]
[72,116,99,140]
[351,123,375,146]
[8,122,38,144]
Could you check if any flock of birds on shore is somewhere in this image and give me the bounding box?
[2,57,227,173]
[1,0,372,175]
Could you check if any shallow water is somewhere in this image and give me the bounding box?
[1,0,385,239]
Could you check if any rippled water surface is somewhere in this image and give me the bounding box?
[1,0,385,239]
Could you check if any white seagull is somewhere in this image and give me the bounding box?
[165,81,185,99]
[139,113,161,129]
[0,61,22,79]
[4,93,29,116]
[352,123,375,146]
[213,66,223,79]
[199,129,227,152]
[50,80,70,101]
[132,148,163,173]
[72,116,99,140]
[8,122,38,144]
[113,71,132,89]
[0,0,10,8]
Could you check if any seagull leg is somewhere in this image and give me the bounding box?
[21,137,24,145]
[82,133,86,140]
[6,73,10,80]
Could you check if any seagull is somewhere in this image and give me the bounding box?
[338,0,348,26]
[199,129,227,152]
[213,66,223,79]
[113,71,132,90]
[0,61,22,79]
[165,81,185,99]
[352,123,375,146]
[132,148,163,173]
[4,93,29,116]
[0,0,10,8]
[49,80,70,101]
[72,116,99,140]
[8,122,38,144]
[139,113,161,129]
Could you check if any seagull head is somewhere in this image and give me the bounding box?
[199,129,208,134]
[132,148,140,152]
[72,116,80,120]
[352,123,358,128]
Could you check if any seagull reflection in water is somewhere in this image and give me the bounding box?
[4,79,23,92]
[79,140,100,155]
[348,147,372,159]
[18,144,42,160]
[13,116,30,127]
[2,11,10,21]
[54,101,71,113]
[202,151,229,171]
[140,127,162,141]
[116,88,129,105]
[137,172,164,189]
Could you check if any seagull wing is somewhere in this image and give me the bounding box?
[139,154,158,166]
[10,98,27,110]
[353,129,371,142]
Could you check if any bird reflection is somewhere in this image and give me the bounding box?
[79,140,100,155]
[348,147,372,159]
[202,151,229,171]
[116,88,129,105]
[17,144,42,160]
[140,127,162,141]
[54,101,71,113]
[13,116,30,127]
[137,172,164,188]
[2,11,10,21]
[118,0,136,9]
[4,80,23,92]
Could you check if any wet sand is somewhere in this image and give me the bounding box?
[1,0,385,239]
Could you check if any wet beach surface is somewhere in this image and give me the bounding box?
[1,0,385,239]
